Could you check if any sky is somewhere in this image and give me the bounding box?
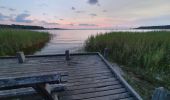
[0,0,170,29]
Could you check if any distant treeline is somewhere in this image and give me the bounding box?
[0,24,45,30]
[136,25,170,29]
[0,24,65,30]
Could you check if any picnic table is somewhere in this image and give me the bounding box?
[0,52,68,100]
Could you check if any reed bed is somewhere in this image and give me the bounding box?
[85,31,170,99]
[0,28,50,56]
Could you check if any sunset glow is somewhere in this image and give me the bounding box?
[0,0,170,29]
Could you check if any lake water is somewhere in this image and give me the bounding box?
[34,30,113,55]
[34,29,169,55]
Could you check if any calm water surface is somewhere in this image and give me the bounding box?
[35,29,170,55]
[35,30,113,55]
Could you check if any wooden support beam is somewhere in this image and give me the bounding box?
[16,51,25,63]
[33,84,55,100]
[65,50,70,61]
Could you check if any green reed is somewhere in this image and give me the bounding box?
[85,31,170,90]
[0,28,50,56]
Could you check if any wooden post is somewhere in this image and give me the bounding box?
[65,50,70,61]
[152,87,170,100]
[16,51,25,63]
[104,48,109,60]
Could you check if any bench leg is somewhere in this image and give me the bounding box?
[33,84,55,100]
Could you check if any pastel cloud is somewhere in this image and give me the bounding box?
[0,6,16,11]
[76,11,86,13]
[88,0,98,5]
[14,13,33,23]
[0,6,6,9]
[71,7,75,10]
[40,20,60,25]
[79,24,98,26]
[0,13,10,21]
[89,13,97,17]
[103,10,107,12]
[8,8,16,11]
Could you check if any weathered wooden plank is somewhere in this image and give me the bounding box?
[0,52,99,59]
[67,75,114,83]
[120,97,135,100]
[0,68,108,78]
[61,88,127,100]
[82,92,131,100]
[0,64,107,72]
[0,65,108,74]
[66,80,120,91]
[0,65,107,74]
[0,72,67,90]
[68,72,111,79]
[66,78,117,87]
[60,71,111,83]
[62,75,112,85]
[0,56,103,69]
[0,68,108,79]
[0,69,110,77]
[0,58,103,69]
[0,64,108,74]
[60,84,123,96]
[6,58,100,65]
[68,70,110,77]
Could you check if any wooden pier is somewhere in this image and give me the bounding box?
[0,52,142,100]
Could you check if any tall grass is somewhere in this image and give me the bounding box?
[0,28,50,56]
[85,31,170,91]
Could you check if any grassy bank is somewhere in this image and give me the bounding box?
[0,28,50,56]
[85,31,170,99]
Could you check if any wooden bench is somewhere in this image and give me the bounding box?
[0,72,68,100]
